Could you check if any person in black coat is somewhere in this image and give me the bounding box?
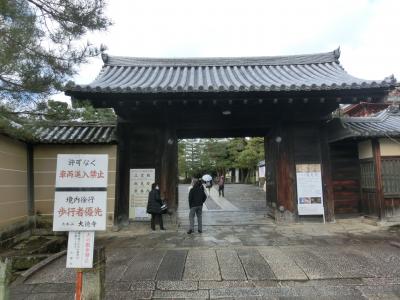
[187,179,207,234]
[147,183,165,230]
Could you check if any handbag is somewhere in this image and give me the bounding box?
[160,201,168,214]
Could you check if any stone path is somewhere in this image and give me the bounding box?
[9,184,400,299]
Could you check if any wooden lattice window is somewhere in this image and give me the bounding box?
[360,160,375,189]
[382,158,400,196]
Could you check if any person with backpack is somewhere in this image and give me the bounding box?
[187,179,207,234]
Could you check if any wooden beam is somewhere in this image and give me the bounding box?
[372,139,384,220]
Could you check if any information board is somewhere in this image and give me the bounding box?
[296,164,325,221]
[66,231,95,268]
[129,169,155,220]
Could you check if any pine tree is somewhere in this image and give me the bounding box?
[0,0,111,104]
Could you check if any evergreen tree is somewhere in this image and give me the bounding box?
[0,0,111,104]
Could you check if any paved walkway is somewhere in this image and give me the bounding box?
[9,184,400,299]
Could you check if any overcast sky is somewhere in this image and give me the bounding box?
[58,0,400,102]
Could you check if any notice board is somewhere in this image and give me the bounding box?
[129,168,155,220]
[296,164,325,219]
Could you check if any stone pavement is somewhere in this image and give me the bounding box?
[9,184,400,299]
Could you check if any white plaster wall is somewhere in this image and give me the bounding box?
[358,140,373,159]
[379,138,400,156]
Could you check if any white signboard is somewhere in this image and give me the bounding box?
[53,154,108,231]
[53,191,107,231]
[129,169,155,220]
[259,166,266,178]
[296,164,325,220]
[66,231,94,268]
[55,154,108,188]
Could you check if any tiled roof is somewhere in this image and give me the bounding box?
[327,106,400,142]
[34,123,117,144]
[67,49,396,94]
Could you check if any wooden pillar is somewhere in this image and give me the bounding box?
[372,139,384,219]
[114,119,130,225]
[320,128,335,222]
[274,124,296,214]
[159,128,178,210]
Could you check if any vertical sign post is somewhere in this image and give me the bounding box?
[53,154,108,300]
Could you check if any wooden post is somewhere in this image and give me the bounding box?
[275,124,296,215]
[320,128,335,222]
[114,120,130,225]
[372,139,384,220]
[160,128,178,211]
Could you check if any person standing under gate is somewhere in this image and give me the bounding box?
[147,183,166,231]
[187,179,207,234]
[218,175,225,197]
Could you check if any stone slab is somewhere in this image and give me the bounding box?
[258,247,308,280]
[311,245,383,278]
[353,244,400,278]
[198,280,254,289]
[21,292,74,300]
[280,278,363,287]
[312,285,365,297]
[156,249,187,281]
[124,249,166,280]
[105,290,153,299]
[129,280,156,291]
[105,281,131,292]
[156,280,197,291]
[25,256,74,284]
[106,247,141,282]
[216,249,247,280]
[209,287,261,298]
[153,289,209,299]
[286,248,342,280]
[183,250,221,281]
[236,249,275,280]
[32,283,74,293]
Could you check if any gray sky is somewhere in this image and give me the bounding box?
[57,0,400,102]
